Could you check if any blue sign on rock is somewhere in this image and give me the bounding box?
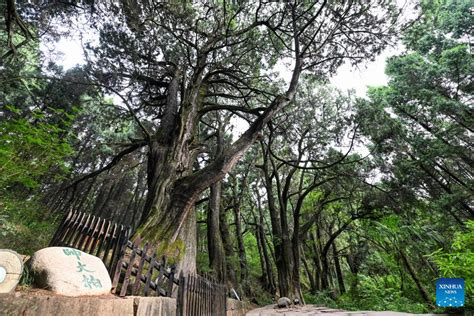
[436,278,464,307]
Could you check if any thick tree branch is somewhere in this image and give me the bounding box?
[63,141,147,190]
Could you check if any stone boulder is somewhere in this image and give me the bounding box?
[28,247,112,296]
[277,297,291,308]
[0,249,23,294]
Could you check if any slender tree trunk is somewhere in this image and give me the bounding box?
[131,173,147,230]
[122,187,137,225]
[280,212,295,296]
[301,250,316,293]
[233,202,248,283]
[255,223,275,294]
[292,223,304,303]
[220,206,237,287]
[123,166,145,226]
[83,184,100,214]
[320,219,353,291]
[320,252,330,290]
[207,181,226,281]
[256,193,276,294]
[106,173,131,219]
[267,191,293,297]
[205,119,227,280]
[75,178,96,213]
[310,230,322,292]
[333,244,346,294]
[91,181,113,216]
[261,145,295,298]
[399,250,432,305]
[399,264,405,293]
[346,241,367,298]
[347,253,359,295]
[255,223,267,284]
[315,227,331,290]
[60,185,78,213]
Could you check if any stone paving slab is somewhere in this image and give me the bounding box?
[246,304,448,316]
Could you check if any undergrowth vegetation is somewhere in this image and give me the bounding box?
[0,194,59,255]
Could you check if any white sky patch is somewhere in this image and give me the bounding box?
[330,47,398,98]
[50,37,86,69]
[230,116,250,139]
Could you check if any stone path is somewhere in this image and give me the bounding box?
[246,305,445,316]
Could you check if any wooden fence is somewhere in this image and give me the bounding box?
[176,273,227,316]
[50,210,227,308]
[49,209,131,276]
[111,237,178,297]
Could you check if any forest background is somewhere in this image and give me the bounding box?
[0,0,472,313]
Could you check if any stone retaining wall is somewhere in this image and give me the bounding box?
[0,294,249,315]
[0,295,175,316]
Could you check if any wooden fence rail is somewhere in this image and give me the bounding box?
[176,273,227,316]
[49,209,131,276]
[111,237,178,297]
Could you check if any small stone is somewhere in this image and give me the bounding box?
[28,247,112,296]
[277,297,291,308]
[0,249,23,294]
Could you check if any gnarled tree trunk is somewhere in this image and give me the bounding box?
[137,61,302,273]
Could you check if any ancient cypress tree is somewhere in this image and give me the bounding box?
[10,0,398,272]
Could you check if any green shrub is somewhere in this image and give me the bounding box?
[304,276,430,313]
[0,194,59,255]
[304,290,337,306]
[0,105,74,191]
[428,220,474,308]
